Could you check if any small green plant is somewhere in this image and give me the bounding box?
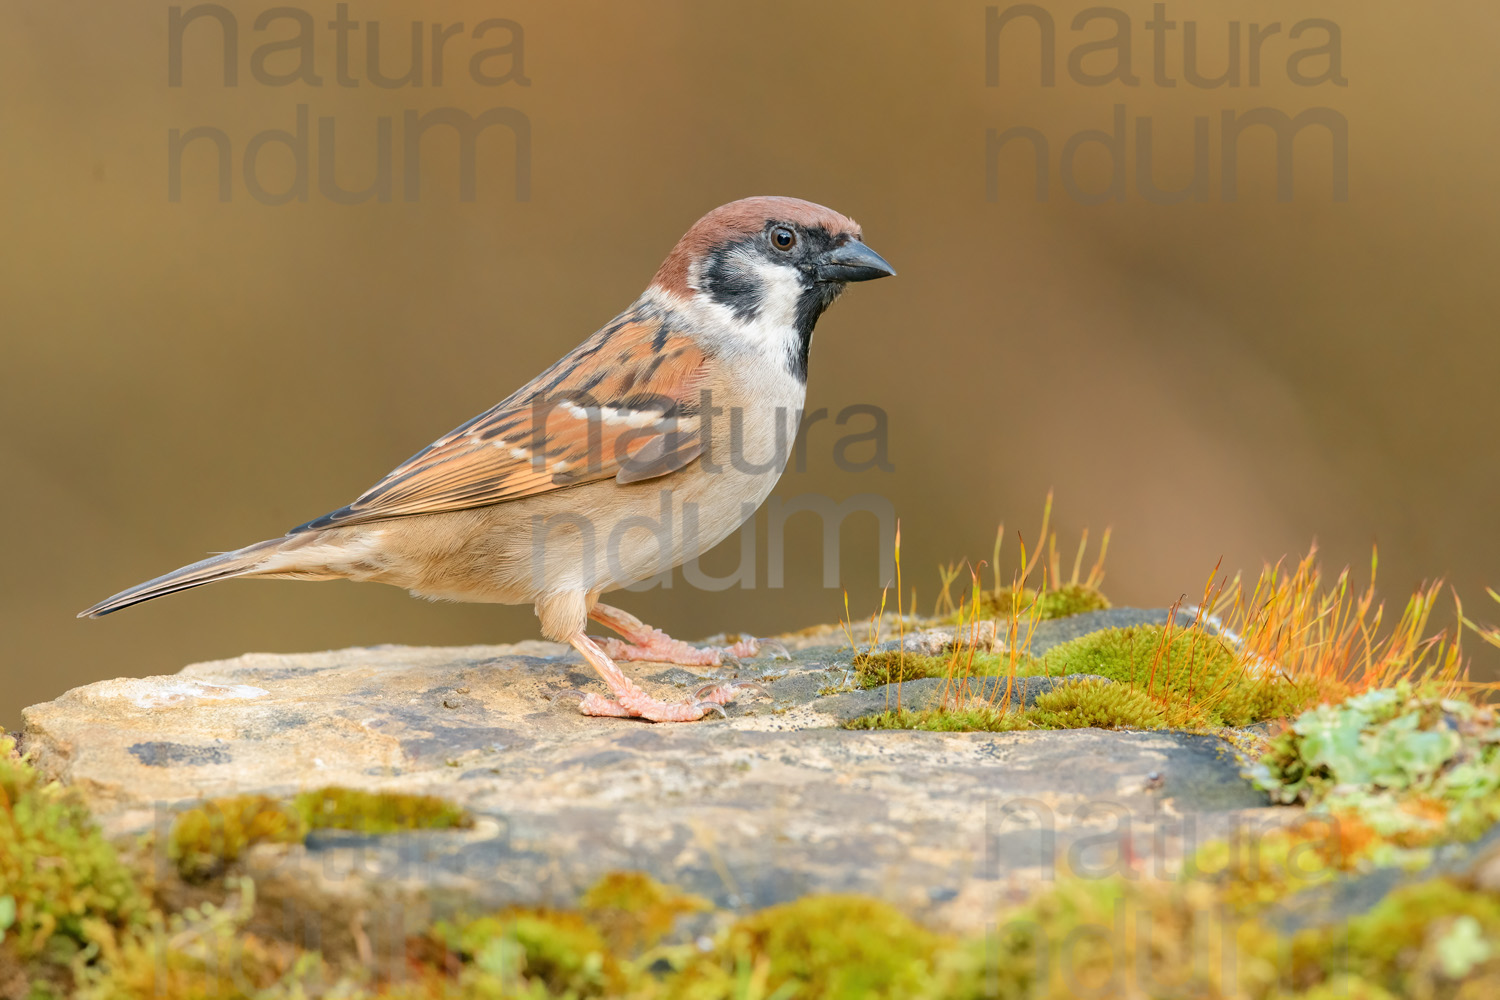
[169,787,472,882]
[497,910,616,995]
[848,616,1333,735]
[1025,679,1168,730]
[678,895,949,1000]
[0,734,150,971]
[849,649,1030,689]
[1286,877,1500,994]
[933,493,1112,625]
[168,794,306,882]
[844,680,1189,734]
[941,583,1111,625]
[292,786,472,835]
[844,525,1500,746]
[843,706,1031,733]
[1041,622,1327,728]
[73,877,337,1000]
[851,650,950,688]
[412,906,626,998]
[969,870,1281,999]
[579,871,710,954]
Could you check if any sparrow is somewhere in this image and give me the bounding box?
[80,196,895,722]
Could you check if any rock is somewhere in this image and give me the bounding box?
[870,622,1005,656]
[20,608,1286,935]
[818,674,1115,722]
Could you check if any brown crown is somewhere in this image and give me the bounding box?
[651,196,861,296]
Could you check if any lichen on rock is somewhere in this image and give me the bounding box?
[1252,684,1500,861]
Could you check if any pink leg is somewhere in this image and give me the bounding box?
[588,603,790,666]
[566,633,731,723]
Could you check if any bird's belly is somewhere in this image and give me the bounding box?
[377,378,804,601]
[520,396,797,594]
[377,465,776,603]
[581,460,782,591]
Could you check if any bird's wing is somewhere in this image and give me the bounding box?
[293,307,709,532]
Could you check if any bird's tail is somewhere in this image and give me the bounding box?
[78,537,294,618]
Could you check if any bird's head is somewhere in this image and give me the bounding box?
[649,196,895,379]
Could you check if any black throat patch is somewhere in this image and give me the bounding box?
[699,226,848,383]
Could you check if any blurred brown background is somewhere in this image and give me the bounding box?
[3,1,1497,727]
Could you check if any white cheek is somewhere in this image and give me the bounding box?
[683,250,806,360]
[746,256,805,330]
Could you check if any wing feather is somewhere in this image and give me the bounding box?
[294,307,709,532]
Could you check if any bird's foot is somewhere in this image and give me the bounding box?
[588,603,791,666]
[564,633,766,723]
[695,680,770,705]
[576,690,728,722]
[568,680,769,721]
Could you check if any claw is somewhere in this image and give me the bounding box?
[696,680,770,701]
[694,702,729,720]
[551,688,590,704]
[758,638,792,661]
[720,653,744,672]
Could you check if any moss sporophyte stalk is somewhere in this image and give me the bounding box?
[849,511,1477,738]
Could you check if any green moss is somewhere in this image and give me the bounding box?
[0,735,151,982]
[1041,624,1324,728]
[1034,583,1112,618]
[966,873,1282,1000]
[843,706,1032,733]
[1287,878,1500,992]
[958,864,1500,1000]
[168,787,471,883]
[676,895,948,1000]
[1042,624,1233,698]
[944,584,1111,626]
[851,650,950,688]
[11,782,1500,1000]
[1026,679,1168,730]
[851,649,1043,690]
[1214,675,1329,729]
[292,786,472,835]
[74,878,328,1000]
[168,794,306,883]
[845,680,1169,734]
[580,871,710,954]
[418,906,623,997]
[846,623,1333,733]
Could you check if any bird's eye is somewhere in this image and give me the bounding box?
[771,226,796,251]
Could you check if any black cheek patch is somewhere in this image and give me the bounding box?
[701,242,763,321]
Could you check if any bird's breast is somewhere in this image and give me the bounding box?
[698,359,806,489]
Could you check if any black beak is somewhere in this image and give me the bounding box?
[815,240,896,283]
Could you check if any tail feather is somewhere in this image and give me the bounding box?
[78,538,289,618]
